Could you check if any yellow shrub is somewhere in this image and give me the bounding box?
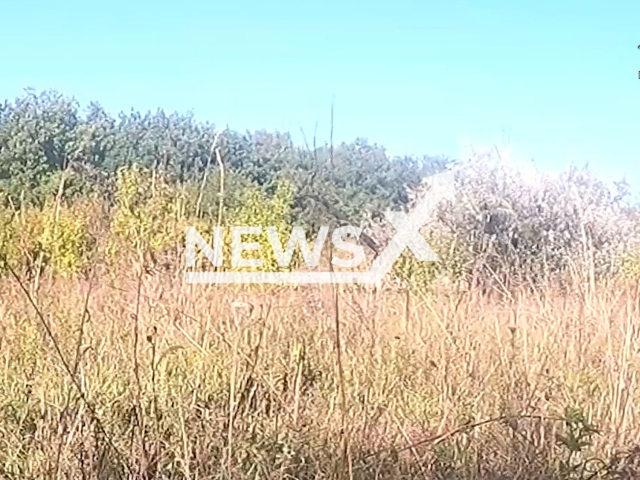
[0,208,18,267]
[618,246,640,283]
[107,165,184,265]
[2,202,94,276]
[229,180,296,272]
[40,204,93,275]
[107,167,296,272]
[392,231,468,291]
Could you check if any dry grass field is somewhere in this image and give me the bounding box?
[1,91,639,479]
[1,268,640,479]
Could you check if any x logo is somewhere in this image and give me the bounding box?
[384,210,440,261]
[370,170,455,273]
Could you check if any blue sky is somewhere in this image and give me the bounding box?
[1,1,639,184]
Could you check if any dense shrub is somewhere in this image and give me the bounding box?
[107,165,186,267]
[0,207,17,266]
[430,156,637,287]
[231,179,297,272]
[0,89,638,287]
[0,200,94,276]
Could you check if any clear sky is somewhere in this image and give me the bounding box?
[1,1,639,184]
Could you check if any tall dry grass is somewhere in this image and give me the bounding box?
[1,268,640,479]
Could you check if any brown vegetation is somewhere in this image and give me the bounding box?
[1,268,640,479]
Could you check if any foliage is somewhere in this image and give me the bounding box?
[107,165,185,266]
[0,89,79,204]
[0,89,440,232]
[230,179,296,272]
[106,108,216,182]
[1,89,639,287]
[0,207,17,266]
[392,230,469,291]
[556,406,605,480]
[431,156,637,287]
[0,200,94,275]
[36,202,94,275]
[617,245,640,283]
[289,140,447,231]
